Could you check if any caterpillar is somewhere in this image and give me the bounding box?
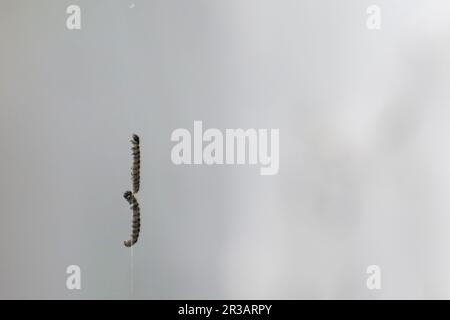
[123,133,141,247]
[131,134,140,194]
[123,190,141,247]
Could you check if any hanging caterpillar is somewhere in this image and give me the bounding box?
[123,133,141,247]
[123,190,141,247]
[131,134,140,194]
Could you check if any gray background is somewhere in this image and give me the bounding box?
[2,0,450,299]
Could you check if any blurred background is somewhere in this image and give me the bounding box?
[2,0,450,299]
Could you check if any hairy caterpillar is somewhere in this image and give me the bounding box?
[131,134,140,194]
[123,190,140,247]
[123,134,141,247]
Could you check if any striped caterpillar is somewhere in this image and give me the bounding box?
[123,190,140,247]
[131,134,140,194]
[123,134,141,247]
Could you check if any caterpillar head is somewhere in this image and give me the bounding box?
[123,190,133,202]
[131,134,139,144]
[124,240,132,247]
